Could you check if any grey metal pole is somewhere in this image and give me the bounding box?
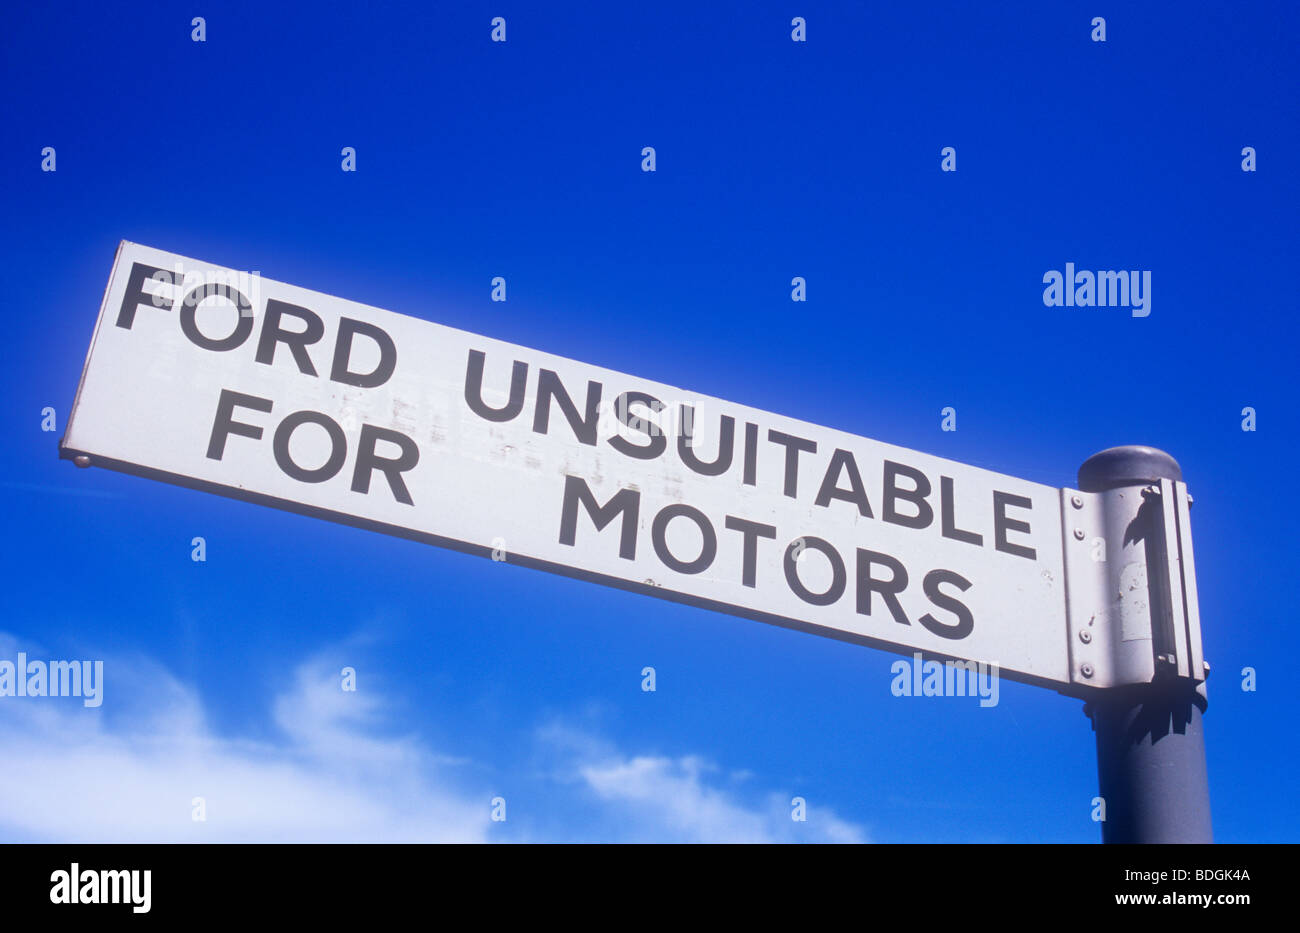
[1078,446,1212,843]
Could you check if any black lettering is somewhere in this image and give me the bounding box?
[533,369,601,446]
[465,350,527,422]
[116,262,174,328]
[855,548,910,626]
[350,424,419,505]
[882,460,933,529]
[768,429,817,498]
[724,515,776,588]
[273,410,347,483]
[784,537,846,606]
[940,476,983,546]
[814,448,873,516]
[608,391,666,459]
[742,422,759,486]
[677,406,734,476]
[993,491,1036,560]
[255,299,324,375]
[558,475,639,559]
[918,569,974,640]
[330,318,396,388]
[652,504,717,575]
[179,283,254,351]
[206,389,272,460]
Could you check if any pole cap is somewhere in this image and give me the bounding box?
[1078,445,1182,492]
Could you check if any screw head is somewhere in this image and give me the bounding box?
[1080,663,1094,678]
[1070,495,1083,509]
[1079,630,1092,644]
[1073,528,1086,540]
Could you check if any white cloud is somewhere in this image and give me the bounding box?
[0,634,868,843]
[0,637,489,843]
[540,724,868,843]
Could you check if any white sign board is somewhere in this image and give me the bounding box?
[62,242,1071,685]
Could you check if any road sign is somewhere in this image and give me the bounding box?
[63,241,1074,686]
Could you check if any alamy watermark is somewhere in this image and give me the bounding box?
[890,652,999,707]
[50,863,150,913]
[1043,263,1151,317]
[145,262,264,319]
[0,651,103,707]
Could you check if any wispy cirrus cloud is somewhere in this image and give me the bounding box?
[0,633,867,843]
[0,635,488,843]
[539,722,868,843]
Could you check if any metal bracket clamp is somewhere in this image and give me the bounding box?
[1149,479,1206,682]
[1060,481,1206,688]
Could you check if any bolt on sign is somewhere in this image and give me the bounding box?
[64,242,1129,689]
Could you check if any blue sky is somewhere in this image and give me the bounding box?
[1,1,1296,842]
